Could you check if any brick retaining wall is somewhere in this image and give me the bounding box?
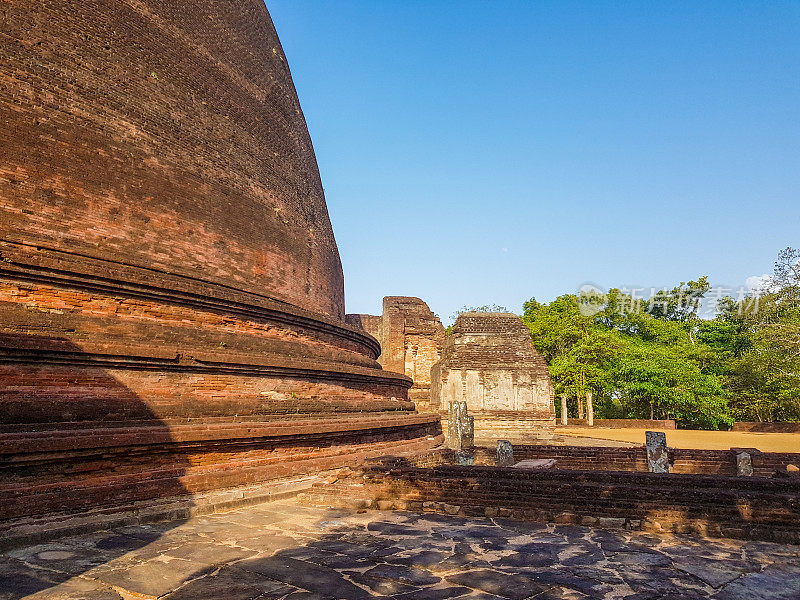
[0,0,442,540]
[560,419,677,429]
[468,444,800,476]
[302,462,800,544]
[732,422,800,433]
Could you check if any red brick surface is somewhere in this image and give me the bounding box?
[468,444,800,477]
[305,457,800,544]
[732,422,800,433]
[347,296,445,411]
[0,1,442,530]
[1,0,343,317]
[560,418,677,429]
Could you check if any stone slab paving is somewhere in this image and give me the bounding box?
[2,500,799,599]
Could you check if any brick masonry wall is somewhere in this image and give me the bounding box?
[441,413,556,444]
[431,313,555,437]
[0,1,443,532]
[1,416,443,522]
[560,418,677,429]
[466,445,800,476]
[732,422,800,433]
[1,0,343,317]
[346,297,445,412]
[303,463,800,544]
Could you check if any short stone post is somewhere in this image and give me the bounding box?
[447,401,474,450]
[497,440,514,467]
[736,451,753,476]
[461,406,475,449]
[586,392,594,427]
[447,400,461,450]
[646,431,669,474]
[560,395,568,426]
[447,400,464,450]
[456,450,475,465]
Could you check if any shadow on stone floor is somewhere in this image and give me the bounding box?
[4,502,800,600]
[0,333,193,598]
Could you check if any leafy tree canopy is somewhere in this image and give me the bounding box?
[522,247,800,428]
[523,287,732,429]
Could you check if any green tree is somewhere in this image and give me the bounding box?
[723,256,800,421]
[521,250,800,427]
[613,341,730,429]
[646,277,711,323]
[523,284,731,429]
[523,295,625,418]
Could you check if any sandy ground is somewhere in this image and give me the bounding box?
[558,427,800,453]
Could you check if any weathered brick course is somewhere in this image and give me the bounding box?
[0,0,441,536]
[347,296,445,411]
[467,444,800,477]
[1,0,342,317]
[432,313,555,442]
[732,422,800,433]
[303,456,800,544]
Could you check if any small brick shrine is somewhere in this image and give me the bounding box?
[431,312,556,443]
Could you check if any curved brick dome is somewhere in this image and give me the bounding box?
[0,1,440,538]
[1,0,342,318]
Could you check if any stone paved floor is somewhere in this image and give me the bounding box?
[2,500,800,600]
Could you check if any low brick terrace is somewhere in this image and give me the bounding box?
[301,446,800,545]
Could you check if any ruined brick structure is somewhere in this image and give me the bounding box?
[304,456,800,544]
[0,0,440,539]
[431,312,555,444]
[468,444,800,477]
[346,297,445,412]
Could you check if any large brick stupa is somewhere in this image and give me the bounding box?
[0,0,439,539]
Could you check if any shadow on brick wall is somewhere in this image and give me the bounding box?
[0,333,191,596]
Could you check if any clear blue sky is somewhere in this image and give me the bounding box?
[267,1,800,324]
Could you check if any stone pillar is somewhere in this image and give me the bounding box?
[586,392,594,427]
[736,451,753,476]
[456,450,475,465]
[560,395,568,426]
[646,431,669,474]
[578,396,584,420]
[447,401,474,450]
[447,400,461,450]
[497,440,514,467]
[462,411,475,449]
